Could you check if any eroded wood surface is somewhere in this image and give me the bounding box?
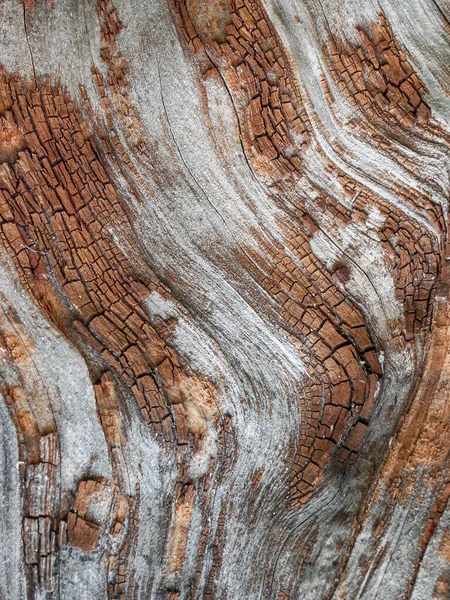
[0,0,449,598]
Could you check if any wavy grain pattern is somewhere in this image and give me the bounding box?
[0,0,449,598]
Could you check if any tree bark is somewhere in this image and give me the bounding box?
[0,0,449,598]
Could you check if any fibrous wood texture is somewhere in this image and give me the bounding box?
[0,0,449,598]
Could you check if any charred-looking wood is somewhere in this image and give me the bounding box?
[0,0,448,598]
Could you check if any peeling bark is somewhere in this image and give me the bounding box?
[0,0,449,598]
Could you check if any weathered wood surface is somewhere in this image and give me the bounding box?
[0,0,449,598]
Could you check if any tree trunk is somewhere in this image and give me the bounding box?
[0,0,449,598]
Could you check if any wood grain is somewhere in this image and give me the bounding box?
[0,0,448,598]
